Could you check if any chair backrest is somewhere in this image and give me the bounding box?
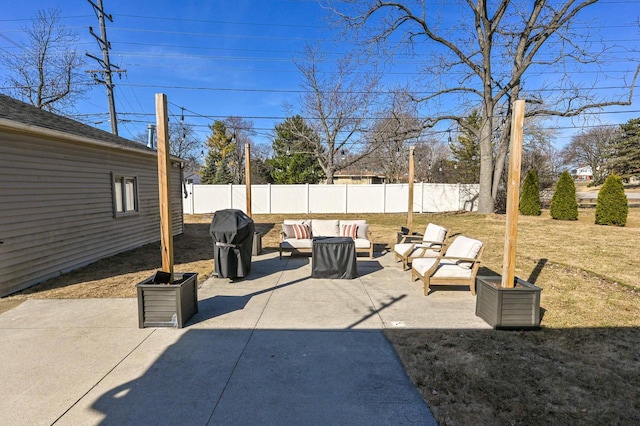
[444,236,483,268]
[423,224,448,246]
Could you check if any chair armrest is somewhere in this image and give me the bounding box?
[440,255,481,264]
[398,234,424,244]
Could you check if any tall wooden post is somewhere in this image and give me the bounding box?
[407,146,415,233]
[155,93,173,280]
[245,143,252,217]
[501,99,526,288]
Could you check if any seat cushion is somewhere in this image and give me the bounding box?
[394,243,439,258]
[412,258,437,275]
[281,238,313,249]
[413,258,472,278]
[354,238,371,249]
[444,236,483,269]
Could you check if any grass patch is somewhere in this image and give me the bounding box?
[5,209,640,423]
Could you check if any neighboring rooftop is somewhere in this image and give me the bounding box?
[0,94,152,154]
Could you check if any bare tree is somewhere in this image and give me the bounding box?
[0,8,88,114]
[293,45,382,183]
[224,116,255,184]
[561,125,621,184]
[364,110,423,182]
[329,0,640,212]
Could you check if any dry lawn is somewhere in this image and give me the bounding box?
[4,209,640,424]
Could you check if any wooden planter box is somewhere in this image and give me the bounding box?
[475,276,542,330]
[136,272,198,328]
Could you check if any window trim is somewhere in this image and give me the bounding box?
[111,173,139,217]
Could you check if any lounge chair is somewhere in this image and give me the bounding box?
[393,223,449,270]
[411,235,484,296]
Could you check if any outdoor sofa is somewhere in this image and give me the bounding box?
[279,219,374,259]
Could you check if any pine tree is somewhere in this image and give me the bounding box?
[550,170,578,220]
[520,169,541,216]
[200,120,235,184]
[607,118,640,181]
[450,110,481,184]
[595,174,628,226]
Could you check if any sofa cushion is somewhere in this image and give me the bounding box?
[444,236,483,269]
[312,219,340,237]
[354,238,371,249]
[281,239,313,249]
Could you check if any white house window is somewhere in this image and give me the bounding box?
[113,175,138,216]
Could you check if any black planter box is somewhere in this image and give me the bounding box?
[136,272,198,328]
[475,276,542,330]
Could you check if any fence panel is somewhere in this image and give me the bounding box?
[183,183,479,215]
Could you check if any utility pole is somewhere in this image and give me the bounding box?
[86,0,125,135]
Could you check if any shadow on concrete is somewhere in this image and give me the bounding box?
[89,329,434,425]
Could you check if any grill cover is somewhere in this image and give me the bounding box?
[209,209,255,278]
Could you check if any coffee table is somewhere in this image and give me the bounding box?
[311,236,358,279]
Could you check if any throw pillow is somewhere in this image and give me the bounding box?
[356,223,369,239]
[340,224,358,239]
[282,224,294,239]
[292,223,310,239]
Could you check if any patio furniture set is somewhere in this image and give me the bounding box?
[278,219,484,296]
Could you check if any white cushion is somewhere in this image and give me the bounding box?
[444,236,483,269]
[354,238,371,249]
[394,243,439,258]
[394,243,414,257]
[312,219,340,237]
[281,238,313,249]
[423,224,447,246]
[413,258,472,278]
[412,258,437,275]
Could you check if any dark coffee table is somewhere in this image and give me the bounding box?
[311,237,358,279]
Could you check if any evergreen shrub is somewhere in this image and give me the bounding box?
[595,174,628,226]
[550,171,578,220]
[520,169,541,216]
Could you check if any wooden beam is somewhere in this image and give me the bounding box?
[155,93,173,280]
[501,99,526,288]
[407,146,415,233]
[245,143,252,217]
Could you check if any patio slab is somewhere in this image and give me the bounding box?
[0,251,492,425]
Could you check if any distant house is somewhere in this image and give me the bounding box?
[0,94,185,297]
[332,170,386,184]
[570,165,593,181]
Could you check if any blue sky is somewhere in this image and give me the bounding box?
[1,0,639,151]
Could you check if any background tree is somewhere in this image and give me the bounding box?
[519,169,541,216]
[0,8,88,114]
[363,111,423,183]
[134,122,202,171]
[269,115,325,184]
[607,118,640,182]
[595,174,628,226]
[293,45,381,183]
[449,111,481,184]
[201,121,235,184]
[561,125,620,185]
[550,170,578,220]
[224,116,255,184]
[330,0,639,213]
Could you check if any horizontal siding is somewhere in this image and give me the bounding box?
[0,130,184,297]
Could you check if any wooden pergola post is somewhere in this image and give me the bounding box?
[407,146,415,233]
[245,143,252,217]
[501,99,526,288]
[155,93,173,280]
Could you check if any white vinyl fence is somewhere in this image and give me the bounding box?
[183,183,479,215]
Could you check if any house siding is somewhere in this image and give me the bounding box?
[0,130,184,297]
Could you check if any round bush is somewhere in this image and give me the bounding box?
[550,171,578,220]
[520,169,541,216]
[595,174,628,226]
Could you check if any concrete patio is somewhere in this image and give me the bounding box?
[0,251,490,425]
